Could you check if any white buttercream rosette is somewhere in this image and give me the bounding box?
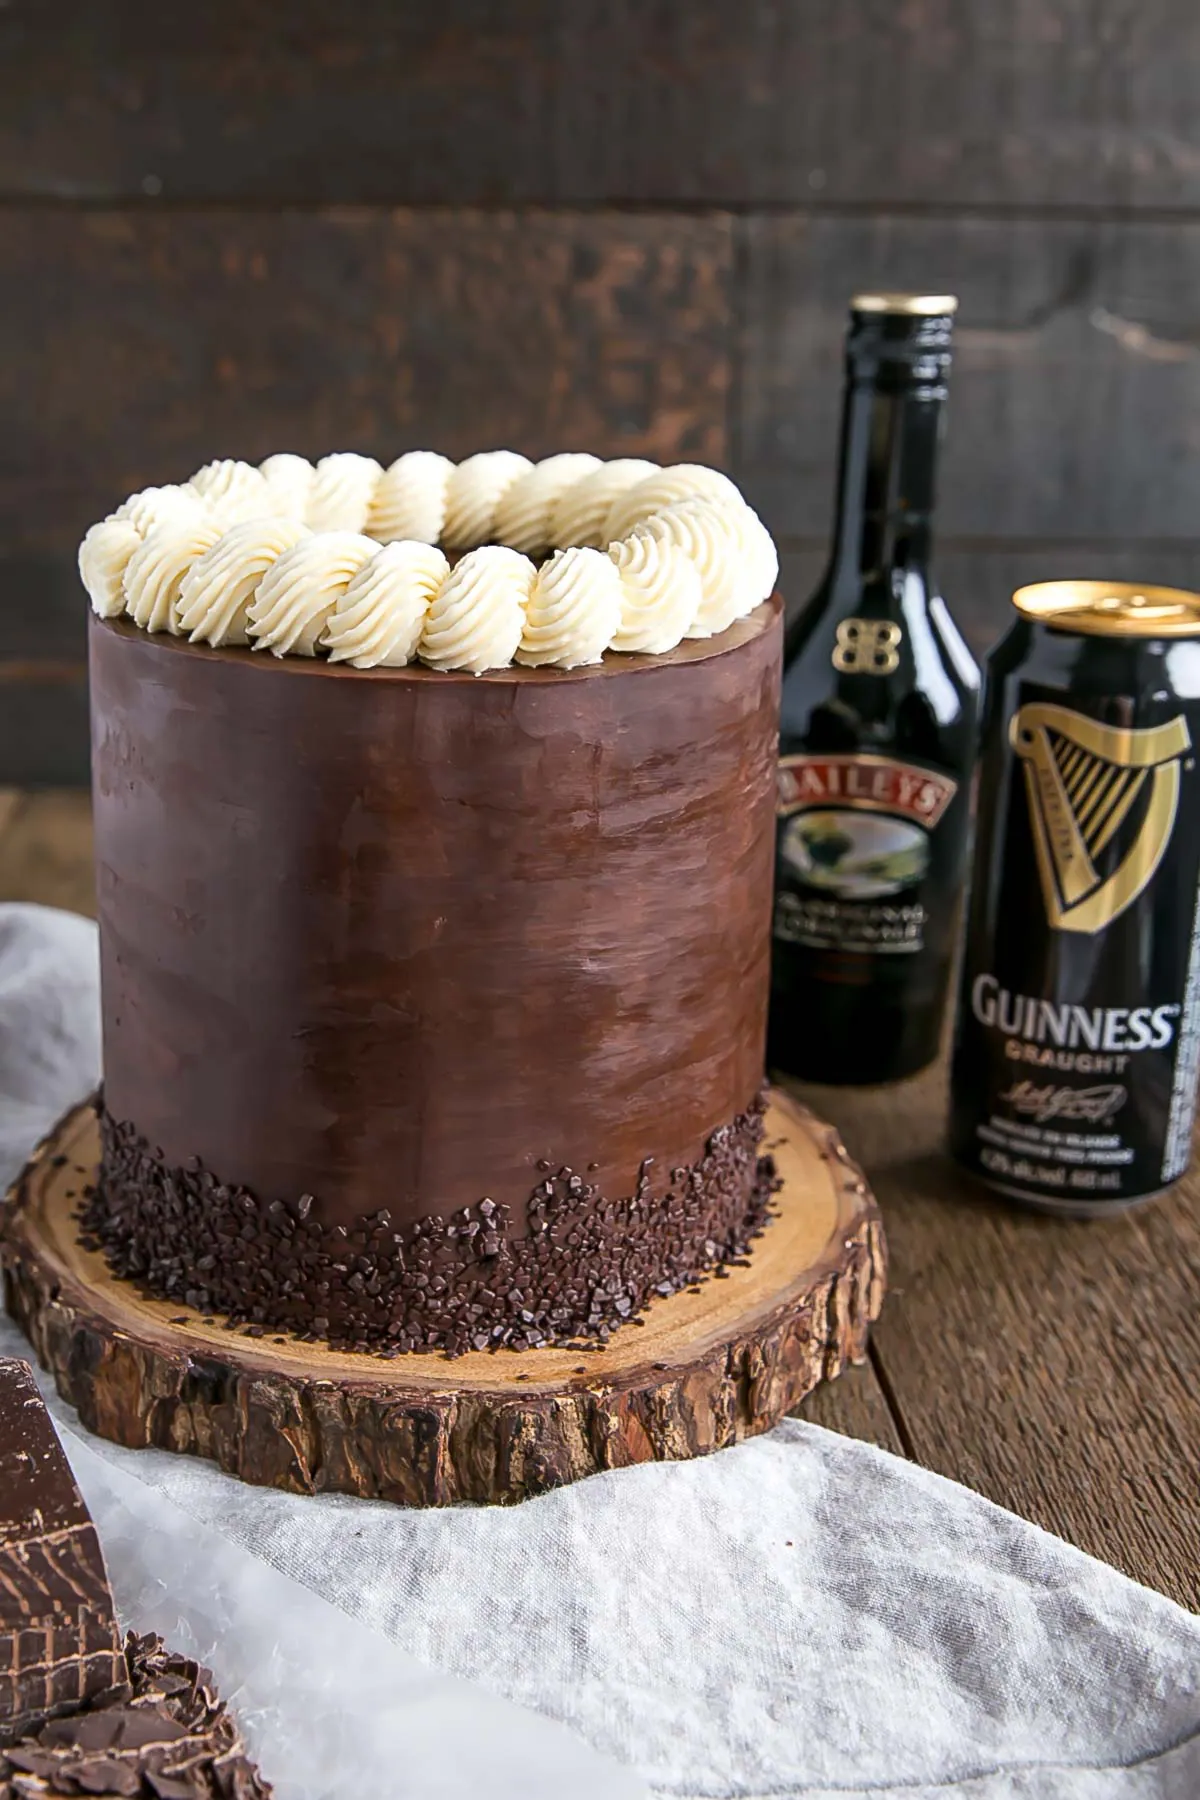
[77,452,777,672]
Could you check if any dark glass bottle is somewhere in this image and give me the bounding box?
[768,294,981,1085]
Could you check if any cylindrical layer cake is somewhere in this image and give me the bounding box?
[86,601,781,1351]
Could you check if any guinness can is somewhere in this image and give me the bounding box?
[950,580,1200,1214]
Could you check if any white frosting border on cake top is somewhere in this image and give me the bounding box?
[78,453,779,673]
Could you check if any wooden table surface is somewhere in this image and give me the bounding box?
[1,788,1196,1610]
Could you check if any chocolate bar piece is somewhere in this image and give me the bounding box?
[1,1631,273,1799]
[0,1359,127,1744]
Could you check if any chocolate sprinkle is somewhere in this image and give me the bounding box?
[80,1094,775,1356]
[0,1631,270,1799]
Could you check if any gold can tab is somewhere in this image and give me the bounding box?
[1013,580,1200,639]
[850,293,959,316]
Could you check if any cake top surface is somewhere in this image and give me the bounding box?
[79,452,779,675]
[94,592,780,686]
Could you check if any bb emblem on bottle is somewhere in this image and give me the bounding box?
[831,618,903,675]
[950,581,1200,1214]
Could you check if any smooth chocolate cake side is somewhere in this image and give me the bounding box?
[87,600,782,1346]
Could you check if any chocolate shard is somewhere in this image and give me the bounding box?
[1,1632,272,1799]
[0,1358,128,1745]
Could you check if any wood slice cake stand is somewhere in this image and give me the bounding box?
[1,1089,885,1506]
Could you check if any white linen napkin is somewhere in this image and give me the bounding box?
[0,903,1197,1800]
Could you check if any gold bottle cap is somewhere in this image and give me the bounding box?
[1013,580,1200,638]
[851,293,959,316]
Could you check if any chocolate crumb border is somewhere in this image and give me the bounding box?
[81,1093,776,1357]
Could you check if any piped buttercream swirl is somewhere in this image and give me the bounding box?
[628,500,743,638]
[550,459,660,550]
[493,454,603,556]
[186,459,276,526]
[259,454,316,518]
[420,546,534,673]
[706,498,780,612]
[82,447,779,668]
[247,533,378,657]
[745,508,780,607]
[516,547,622,668]
[607,535,703,654]
[112,484,207,536]
[79,519,145,617]
[323,541,450,668]
[442,451,533,548]
[367,451,454,545]
[177,517,311,648]
[603,463,746,545]
[304,454,383,533]
[123,518,226,634]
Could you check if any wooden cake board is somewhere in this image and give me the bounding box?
[1,1090,885,1507]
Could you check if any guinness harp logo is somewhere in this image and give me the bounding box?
[1010,703,1191,934]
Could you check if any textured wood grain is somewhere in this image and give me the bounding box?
[0,206,731,561]
[0,680,89,789]
[5,3,1200,794]
[785,1063,1200,1612]
[2,1093,885,1506]
[739,213,1200,542]
[0,203,730,785]
[0,793,95,915]
[1,1,1196,209]
[0,559,83,664]
[0,521,90,788]
[794,1358,905,1456]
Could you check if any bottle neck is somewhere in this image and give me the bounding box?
[830,377,943,584]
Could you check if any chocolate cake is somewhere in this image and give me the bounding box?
[0,1359,127,1744]
[0,1634,271,1800]
[0,1360,270,1798]
[79,453,783,1355]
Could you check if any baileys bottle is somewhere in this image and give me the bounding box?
[769,294,980,1085]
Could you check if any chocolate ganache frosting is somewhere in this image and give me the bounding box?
[86,599,782,1352]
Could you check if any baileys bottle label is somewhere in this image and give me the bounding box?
[773,752,958,958]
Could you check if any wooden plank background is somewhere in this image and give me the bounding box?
[2,0,1198,780]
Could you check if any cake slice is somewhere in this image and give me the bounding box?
[0,1358,128,1743]
[0,1360,271,1795]
[1,1632,272,1800]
